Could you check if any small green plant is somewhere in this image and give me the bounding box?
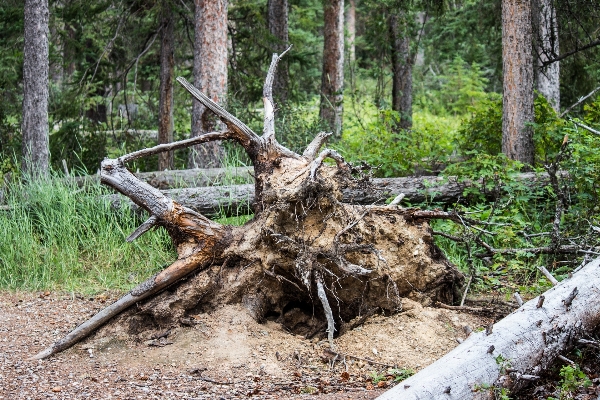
[555,364,592,399]
[300,385,318,394]
[387,368,415,382]
[494,354,512,374]
[369,370,386,383]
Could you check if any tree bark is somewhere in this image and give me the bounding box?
[378,256,600,399]
[22,0,50,177]
[320,0,344,138]
[389,12,413,130]
[534,0,560,112]
[346,0,356,63]
[32,57,463,360]
[268,0,289,103]
[502,0,535,165]
[106,172,559,218]
[158,0,175,171]
[189,0,228,168]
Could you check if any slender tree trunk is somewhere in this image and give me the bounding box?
[389,12,412,130]
[345,0,356,63]
[534,0,560,112]
[502,0,534,165]
[268,0,289,103]
[158,0,175,171]
[189,0,228,168]
[22,0,50,177]
[320,0,344,138]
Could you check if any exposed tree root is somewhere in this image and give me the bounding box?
[31,51,463,361]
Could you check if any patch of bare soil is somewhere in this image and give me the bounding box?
[0,292,491,399]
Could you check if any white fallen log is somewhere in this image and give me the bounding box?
[106,172,556,218]
[377,256,600,399]
[72,166,254,189]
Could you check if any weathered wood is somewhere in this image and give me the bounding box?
[377,256,600,400]
[106,172,559,218]
[72,166,254,189]
[31,53,464,362]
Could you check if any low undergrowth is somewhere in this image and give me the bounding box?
[0,175,175,293]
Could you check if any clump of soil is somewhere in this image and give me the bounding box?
[2,291,491,398]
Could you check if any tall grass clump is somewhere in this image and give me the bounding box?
[0,173,175,293]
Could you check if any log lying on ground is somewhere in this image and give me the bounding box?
[107,172,556,218]
[377,256,600,400]
[73,166,253,189]
[31,50,463,360]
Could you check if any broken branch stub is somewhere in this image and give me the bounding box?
[32,52,462,360]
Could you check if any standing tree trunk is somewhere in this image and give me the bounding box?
[158,0,175,171]
[189,0,228,169]
[320,0,344,138]
[534,0,560,112]
[346,0,356,63]
[268,0,289,103]
[22,0,50,177]
[502,0,534,165]
[389,12,413,130]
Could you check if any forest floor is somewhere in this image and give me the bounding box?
[0,291,494,399]
[1,291,598,399]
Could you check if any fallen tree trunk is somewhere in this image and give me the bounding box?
[73,166,253,189]
[377,256,600,400]
[32,51,463,360]
[107,172,557,218]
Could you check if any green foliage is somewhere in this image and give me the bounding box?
[454,93,503,156]
[547,364,593,400]
[388,368,414,382]
[0,173,175,292]
[415,56,490,117]
[368,371,386,384]
[338,107,458,177]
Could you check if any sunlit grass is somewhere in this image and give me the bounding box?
[0,174,175,293]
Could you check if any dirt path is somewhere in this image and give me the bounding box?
[0,291,491,399]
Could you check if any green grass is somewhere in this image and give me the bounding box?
[0,175,175,293]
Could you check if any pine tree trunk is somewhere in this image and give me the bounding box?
[268,0,289,103]
[22,0,50,177]
[158,0,175,171]
[320,0,344,138]
[502,0,534,165]
[189,0,228,169]
[389,12,413,130]
[346,0,356,63]
[534,0,560,112]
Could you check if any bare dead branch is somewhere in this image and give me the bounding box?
[119,131,231,164]
[303,131,332,160]
[316,274,336,349]
[573,121,600,135]
[387,193,405,207]
[30,252,212,360]
[262,46,292,140]
[513,292,524,307]
[561,85,600,117]
[126,215,158,242]
[177,77,260,151]
[538,265,559,285]
[541,37,600,68]
[310,149,350,180]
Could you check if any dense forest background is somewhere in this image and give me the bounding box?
[1,0,600,298]
[1,0,598,175]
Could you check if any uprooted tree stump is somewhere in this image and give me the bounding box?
[32,52,463,360]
